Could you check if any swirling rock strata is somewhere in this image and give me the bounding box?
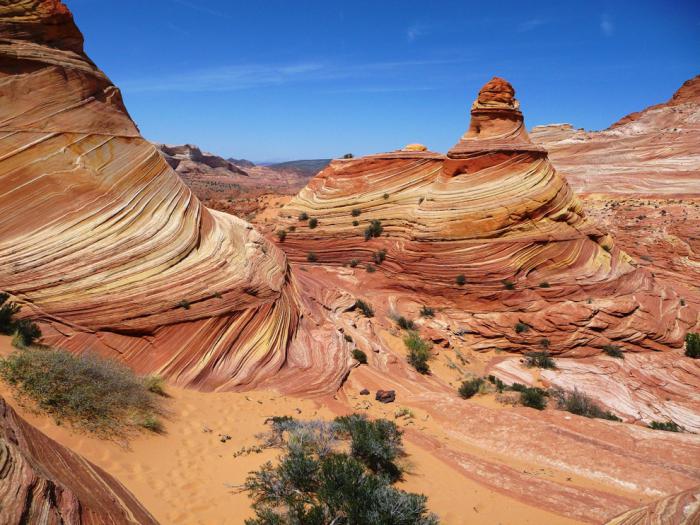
[605,487,700,525]
[0,395,157,524]
[531,75,700,196]
[279,77,693,356]
[0,0,348,393]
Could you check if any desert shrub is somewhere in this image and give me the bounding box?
[502,280,515,290]
[685,333,700,358]
[307,252,318,262]
[525,351,556,369]
[487,374,507,392]
[553,388,621,421]
[373,249,387,265]
[404,332,431,374]
[455,274,466,286]
[288,225,296,232]
[349,259,359,268]
[364,220,383,240]
[383,193,389,200]
[520,387,547,410]
[396,316,416,331]
[539,282,551,288]
[649,420,681,432]
[365,264,376,273]
[244,415,438,525]
[344,334,353,343]
[515,322,530,334]
[353,300,374,318]
[276,229,287,242]
[420,306,435,318]
[352,220,359,226]
[343,153,354,159]
[143,375,167,396]
[351,208,361,217]
[298,212,309,221]
[0,294,42,348]
[458,378,484,399]
[352,349,368,364]
[602,344,624,359]
[308,218,318,229]
[0,348,164,436]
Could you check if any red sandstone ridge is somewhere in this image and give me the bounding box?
[0,395,157,524]
[0,1,348,394]
[531,74,700,196]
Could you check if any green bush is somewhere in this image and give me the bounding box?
[458,378,483,399]
[0,348,164,436]
[553,389,621,421]
[364,220,383,240]
[0,294,42,348]
[420,306,434,318]
[244,415,438,525]
[404,332,431,374]
[373,249,387,265]
[539,282,551,288]
[602,344,624,359]
[309,218,318,229]
[455,274,466,286]
[344,334,353,343]
[143,375,167,396]
[351,208,361,217]
[352,220,359,226]
[515,322,529,334]
[487,375,507,392]
[299,212,309,221]
[502,280,515,290]
[307,252,318,262]
[352,349,367,364]
[685,333,700,358]
[383,193,389,200]
[649,420,682,432]
[520,387,547,410]
[177,299,190,310]
[525,351,556,369]
[396,316,416,331]
[349,259,359,268]
[353,300,374,318]
[365,264,376,273]
[343,153,354,159]
[276,229,287,242]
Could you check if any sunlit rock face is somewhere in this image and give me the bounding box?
[0,0,352,393]
[279,77,694,356]
[531,75,700,196]
[604,486,700,525]
[0,396,157,524]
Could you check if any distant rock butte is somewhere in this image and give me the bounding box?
[531,75,700,195]
[0,396,157,524]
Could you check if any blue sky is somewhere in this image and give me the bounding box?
[65,0,699,162]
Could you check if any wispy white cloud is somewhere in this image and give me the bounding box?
[171,0,232,19]
[406,24,431,42]
[517,18,548,32]
[119,59,459,93]
[600,14,614,36]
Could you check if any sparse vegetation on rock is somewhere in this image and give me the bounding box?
[552,388,621,421]
[396,316,416,331]
[373,249,387,265]
[525,351,556,369]
[602,344,624,358]
[649,420,682,432]
[458,378,484,399]
[0,293,42,348]
[352,349,367,364]
[308,217,318,229]
[351,208,361,217]
[420,306,435,318]
[364,219,383,240]
[404,332,432,374]
[276,229,287,241]
[298,212,309,221]
[514,322,530,334]
[685,333,700,358]
[352,300,374,318]
[307,252,318,262]
[455,274,466,286]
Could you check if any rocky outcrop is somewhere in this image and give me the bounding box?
[605,487,700,525]
[531,75,700,196]
[0,396,157,524]
[278,77,694,357]
[0,0,348,394]
[156,143,248,174]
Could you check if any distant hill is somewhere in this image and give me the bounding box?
[228,157,256,168]
[267,159,331,177]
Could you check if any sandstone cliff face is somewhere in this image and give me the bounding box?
[531,75,700,196]
[0,396,157,524]
[279,77,694,357]
[0,0,350,394]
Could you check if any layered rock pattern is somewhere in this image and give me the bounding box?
[605,487,700,525]
[0,0,348,393]
[0,395,158,524]
[531,75,700,196]
[279,78,694,356]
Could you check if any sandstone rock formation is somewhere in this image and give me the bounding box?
[0,395,157,524]
[605,487,700,525]
[531,75,700,196]
[278,77,694,357]
[0,0,347,394]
